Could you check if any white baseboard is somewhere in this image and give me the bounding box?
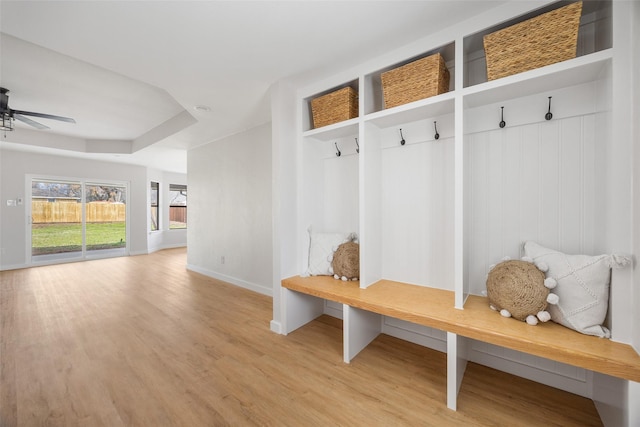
[324,300,343,319]
[0,262,28,271]
[147,242,186,254]
[468,341,591,398]
[270,320,282,334]
[382,317,448,353]
[129,249,149,256]
[186,264,272,297]
[161,243,187,250]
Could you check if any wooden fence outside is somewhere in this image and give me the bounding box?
[170,206,187,223]
[32,201,126,223]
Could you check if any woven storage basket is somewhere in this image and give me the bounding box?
[381,53,450,109]
[483,1,583,81]
[310,86,358,129]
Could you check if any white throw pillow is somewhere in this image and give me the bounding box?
[523,241,630,338]
[306,227,357,276]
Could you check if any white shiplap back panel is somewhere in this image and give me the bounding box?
[486,128,505,268]
[539,121,561,250]
[429,137,455,288]
[466,131,486,295]
[380,138,454,289]
[301,140,326,239]
[300,137,359,274]
[559,117,584,254]
[323,153,359,234]
[466,115,604,295]
[582,116,597,254]
[501,126,523,261]
[519,124,541,250]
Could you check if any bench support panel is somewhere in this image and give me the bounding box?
[447,332,469,410]
[282,288,324,335]
[344,305,382,363]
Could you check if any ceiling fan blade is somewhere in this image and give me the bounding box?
[14,114,50,130]
[12,109,76,124]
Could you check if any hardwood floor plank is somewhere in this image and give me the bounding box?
[0,271,18,427]
[0,248,602,426]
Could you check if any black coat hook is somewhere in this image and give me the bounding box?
[399,128,405,146]
[545,96,553,121]
[355,137,359,153]
[434,121,440,140]
[335,142,341,157]
[499,106,506,128]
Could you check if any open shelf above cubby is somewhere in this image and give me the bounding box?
[303,80,359,133]
[302,118,359,141]
[363,42,455,116]
[463,0,612,88]
[364,93,454,129]
[462,49,611,108]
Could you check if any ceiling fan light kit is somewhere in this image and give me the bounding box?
[1,113,13,132]
[0,87,76,131]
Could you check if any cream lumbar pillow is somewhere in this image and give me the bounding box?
[523,241,630,338]
[306,226,357,276]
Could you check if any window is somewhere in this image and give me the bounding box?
[169,184,187,229]
[150,181,159,231]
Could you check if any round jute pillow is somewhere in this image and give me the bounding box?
[486,260,548,321]
[332,242,359,280]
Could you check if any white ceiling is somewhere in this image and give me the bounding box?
[0,1,505,173]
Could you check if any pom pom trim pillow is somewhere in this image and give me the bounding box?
[306,226,357,276]
[523,241,630,338]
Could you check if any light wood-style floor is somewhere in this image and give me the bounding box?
[1,248,603,426]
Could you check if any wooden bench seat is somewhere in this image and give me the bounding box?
[282,275,640,383]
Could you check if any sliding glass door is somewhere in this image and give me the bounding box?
[30,177,128,263]
[31,179,83,261]
[85,183,127,257]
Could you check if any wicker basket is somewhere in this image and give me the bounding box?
[310,87,358,129]
[483,1,583,81]
[381,53,450,109]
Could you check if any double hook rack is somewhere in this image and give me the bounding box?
[336,96,558,156]
[498,96,555,129]
[334,137,359,157]
[398,122,440,146]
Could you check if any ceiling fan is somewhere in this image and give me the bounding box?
[0,87,76,131]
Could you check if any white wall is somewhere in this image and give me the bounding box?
[630,2,640,426]
[0,148,187,269]
[0,148,149,269]
[633,0,640,358]
[187,122,273,296]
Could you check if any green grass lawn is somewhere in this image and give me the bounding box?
[170,221,187,229]
[32,222,126,255]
